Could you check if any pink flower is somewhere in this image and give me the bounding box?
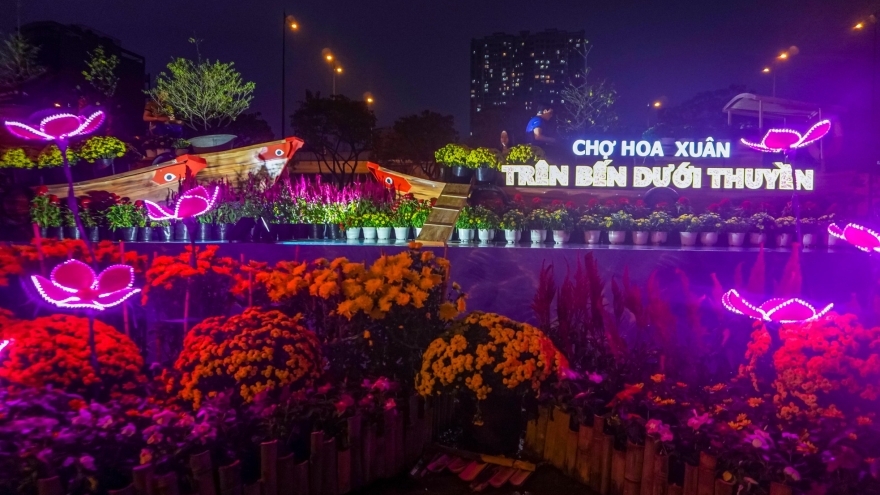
[588,372,603,384]
[687,410,712,431]
[316,383,332,394]
[828,223,880,253]
[358,394,373,407]
[4,110,105,141]
[121,423,136,436]
[79,455,96,471]
[32,259,140,311]
[384,399,396,411]
[646,419,673,442]
[721,289,832,323]
[744,429,773,450]
[334,395,354,414]
[741,120,831,153]
[144,186,219,221]
[783,466,801,481]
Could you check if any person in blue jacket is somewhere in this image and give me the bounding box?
[525,103,557,146]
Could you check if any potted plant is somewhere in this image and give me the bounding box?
[77,197,101,241]
[391,194,420,242]
[722,217,750,247]
[603,211,633,245]
[473,206,500,243]
[196,210,214,242]
[526,208,550,243]
[362,207,392,241]
[412,198,434,238]
[30,188,63,238]
[302,198,327,239]
[78,136,126,172]
[173,138,191,156]
[435,144,471,183]
[578,214,602,244]
[697,212,723,246]
[672,214,701,246]
[632,218,650,245]
[0,148,36,185]
[212,194,241,241]
[499,209,525,243]
[818,212,837,247]
[36,145,77,184]
[153,219,172,241]
[456,205,477,243]
[133,201,152,241]
[775,216,797,248]
[106,201,138,241]
[505,144,544,166]
[749,212,775,246]
[647,211,672,244]
[799,217,818,248]
[548,208,574,244]
[467,147,501,183]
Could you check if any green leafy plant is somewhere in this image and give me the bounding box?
[632,218,650,231]
[672,214,701,233]
[456,205,477,229]
[36,145,78,168]
[105,203,138,229]
[30,193,62,227]
[434,143,470,168]
[78,136,126,163]
[578,214,602,231]
[602,211,634,231]
[647,211,673,232]
[721,217,750,233]
[0,148,34,169]
[499,209,526,230]
[213,201,242,225]
[82,45,119,98]
[526,208,551,230]
[775,216,797,234]
[172,138,191,150]
[361,208,392,228]
[749,212,776,233]
[472,206,500,230]
[411,199,434,228]
[505,144,544,165]
[548,208,574,231]
[696,212,723,232]
[148,51,255,131]
[391,195,420,228]
[465,147,500,170]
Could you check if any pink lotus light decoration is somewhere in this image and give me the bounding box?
[31,259,140,310]
[741,120,831,153]
[4,111,105,141]
[144,186,219,221]
[828,223,880,252]
[721,289,832,323]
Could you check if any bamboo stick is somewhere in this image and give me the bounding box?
[243,482,261,495]
[714,479,734,495]
[337,449,351,495]
[769,482,793,495]
[190,451,216,495]
[322,438,338,495]
[219,461,242,495]
[575,424,593,484]
[292,461,309,495]
[347,415,363,490]
[394,410,405,474]
[611,448,626,495]
[652,453,668,495]
[589,416,605,492]
[682,463,698,495]
[697,453,716,495]
[600,434,613,495]
[108,485,135,495]
[133,464,155,495]
[37,477,63,495]
[624,441,644,488]
[667,485,683,495]
[525,415,538,455]
[552,410,571,469]
[309,432,324,495]
[624,479,641,495]
[535,406,549,458]
[565,427,579,475]
[154,472,180,495]
[364,423,377,484]
[543,407,558,462]
[375,426,386,480]
[640,436,657,495]
[262,440,279,495]
[277,454,296,495]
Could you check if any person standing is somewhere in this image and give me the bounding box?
[499,130,512,154]
[525,103,556,146]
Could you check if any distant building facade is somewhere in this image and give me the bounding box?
[469,29,586,141]
[19,21,147,138]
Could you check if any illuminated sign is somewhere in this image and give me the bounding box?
[501,160,814,191]
[572,137,730,159]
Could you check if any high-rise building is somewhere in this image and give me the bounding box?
[469,29,586,140]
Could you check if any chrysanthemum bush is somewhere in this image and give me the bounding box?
[172,307,323,408]
[0,315,146,398]
[416,311,569,400]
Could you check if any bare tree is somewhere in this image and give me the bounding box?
[0,32,45,91]
[559,46,618,135]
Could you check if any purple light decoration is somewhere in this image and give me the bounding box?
[31,259,140,311]
[827,223,880,253]
[721,289,833,324]
[4,111,105,141]
[741,120,832,153]
[144,186,219,221]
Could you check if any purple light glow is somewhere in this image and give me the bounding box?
[721,289,832,323]
[828,223,880,253]
[144,186,219,221]
[741,120,832,153]
[4,111,105,141]
[31,259,140,311]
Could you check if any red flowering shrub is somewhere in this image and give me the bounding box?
[0,315,145,396]
[173,308,323,408]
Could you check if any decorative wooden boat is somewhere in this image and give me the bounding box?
[46,137,304,203]
[367,162,447,202]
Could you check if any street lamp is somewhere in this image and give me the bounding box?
[761,46,797,97]
[281,13,299,138]
[323,50,342,95]
[853,13,879,218]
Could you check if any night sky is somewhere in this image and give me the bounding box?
[3,0,879,137]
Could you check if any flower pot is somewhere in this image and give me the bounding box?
[85,226,100,242]
[99,226,114,240]
[632,231,649,245]
[451,165,473,184]
[650,231,668,245]
[214,223,232,241]
[138,226,153,242]
[553,230,568,244]
[175,148,189,156]
[274,224,294,241]
[346,227,362,240]
[584,230,601,244]
[530,229,546,243]
[679,231,698,246]
[504,229,520,243]
[474,166,497,183]
[174,222,190,241]
[458,228,475,242]
[309,224,325,239]
[699,232,719,247]
[327,224,341,240]
[38,226,62,239]
[478,229,494,243]
[117,226,137,242]
[769,482,793,495]
[749,232,767,246]
[414,227,422,238]
[63,226,81,240]
[94,157,114,175]
[801,232,816,248]
[827,232,840,247]
[189,134,237,153]
[363,227,377,240]
[394,226,409,241]
[727,232,745,247]
[196,223,212,242]
[156,225,173,242]
[776,233,792,248]
[608,231,627,245]
[377,227,392,240]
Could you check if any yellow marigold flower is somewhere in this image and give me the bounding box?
[650,374,665,383]
[438,302,458,321]
[363,331,371,339]
[747,398,763,407]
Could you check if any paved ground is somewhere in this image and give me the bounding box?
[358,465,596,495]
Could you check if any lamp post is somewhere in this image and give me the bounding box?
[323,51,342,95]
[281,13,299,138]
[760,49,796,97]
[854,15,878,219]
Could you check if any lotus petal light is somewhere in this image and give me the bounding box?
[31,259,139,310]
[828,223,880,253]
[144,186,219,221]
[721,289,832,323]
[4,111,105,141]
[741,120,831,153]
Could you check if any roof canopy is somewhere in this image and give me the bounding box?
[722,93,844,128]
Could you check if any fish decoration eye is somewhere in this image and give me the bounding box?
[164,173,176,182]
[275,149,285,156]
[385,177,394,185]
